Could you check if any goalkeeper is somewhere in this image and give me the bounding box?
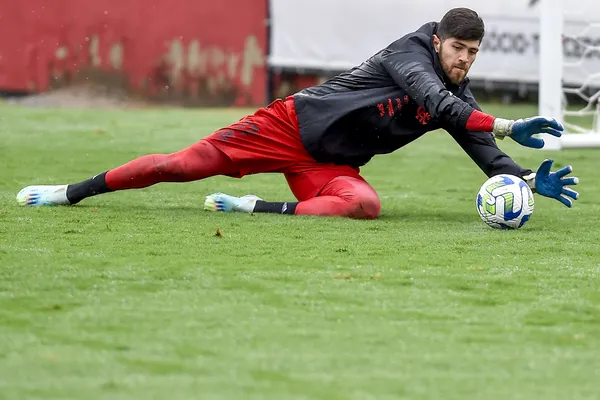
[17,7,579,218]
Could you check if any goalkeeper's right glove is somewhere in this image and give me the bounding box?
[492,116,564,149]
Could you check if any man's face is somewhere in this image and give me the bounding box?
[432,35,480,85]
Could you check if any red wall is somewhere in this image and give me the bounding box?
[0,0,268,105]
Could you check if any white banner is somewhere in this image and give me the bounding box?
[269,0,600,86]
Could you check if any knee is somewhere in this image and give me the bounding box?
[347,192,381,219]
[323,176,381,219]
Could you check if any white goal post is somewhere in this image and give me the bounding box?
[539,0,600,149]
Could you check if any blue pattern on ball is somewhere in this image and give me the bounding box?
[501,176,515,185]
[518,214,531,228]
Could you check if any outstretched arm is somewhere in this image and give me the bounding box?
[446,90,580,207]
[381,34,564,148]
[447,127,580,207]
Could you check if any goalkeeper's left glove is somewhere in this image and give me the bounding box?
[492,116,564,149]
[525,159,580,207]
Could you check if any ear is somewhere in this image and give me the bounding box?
[432,34,441,53]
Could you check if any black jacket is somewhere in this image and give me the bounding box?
[293,22,531,178]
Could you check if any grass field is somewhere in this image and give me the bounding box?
[1,102,599,400]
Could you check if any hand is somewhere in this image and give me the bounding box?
[534,159,580,207]
[493,116,564,149]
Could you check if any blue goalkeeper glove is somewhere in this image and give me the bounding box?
[533,159,580,207]
[492,116,564,149]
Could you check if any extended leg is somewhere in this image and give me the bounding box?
[16,140,237,206]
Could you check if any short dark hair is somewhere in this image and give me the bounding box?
[437,8,485,42]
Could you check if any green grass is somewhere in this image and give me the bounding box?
[1,102,600,400]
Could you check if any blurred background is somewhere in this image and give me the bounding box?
[0,0,598,120]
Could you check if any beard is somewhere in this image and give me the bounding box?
[439,48,468,85]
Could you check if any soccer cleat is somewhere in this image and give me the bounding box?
[204,193,262,213]
[16,185,70,206]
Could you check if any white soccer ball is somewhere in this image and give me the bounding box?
[476,174,534,229]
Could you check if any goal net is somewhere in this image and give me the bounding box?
[539,0,600,149]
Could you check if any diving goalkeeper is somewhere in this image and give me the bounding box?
[17,7,579,218]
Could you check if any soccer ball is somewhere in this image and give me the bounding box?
[476,174,534,229]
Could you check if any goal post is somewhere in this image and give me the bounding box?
[539,0,600,149]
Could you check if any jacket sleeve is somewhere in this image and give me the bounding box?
[444,88,533,179]
[380,34,474,130]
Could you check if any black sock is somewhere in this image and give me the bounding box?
[253,201,298,215]
[66,172,113,204]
